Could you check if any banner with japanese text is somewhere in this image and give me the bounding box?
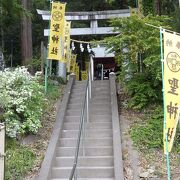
[85,62,89,71]
[81,70,88,80]
[163,31,180,153]
[64,21,71,63]
[48,2,66,61]
[70,54,76,73]
[75,63,79,80]
[67,49,72,73]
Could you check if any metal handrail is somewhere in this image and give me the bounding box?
[69,61,92,180]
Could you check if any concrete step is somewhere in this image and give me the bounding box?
[68,103,83,109]
[92,84,109,88]
[70,98,85,104]
[90,114,111,122]
[70,96,85,101]
[56,146,113,157]
[92,91,110,95]
[63,122,112,130]
[66,109,82,116]
[71,89,87,94]
[89,110,111,115]
[90,105,111,111]
[92,80,109,85]
[65,115,80,122]
[91,100,110,104]
[92,90,110,95]
[59,138,113,147]
[51,166,114,178]
[74,81,87,84]
[92,97,110,102]
[92,89,109,94]
[68,104,111,111]
[92,94,110,99]
[51,178,114,180]
[71,93,86,98]
[55,156,114,167]
[70,92,85,99]
[61,129,112,138]
[73,84,86,89]
[91,94,110,101]
[92,87,109,91]
[91,102,110,107]
[65,115,111,123]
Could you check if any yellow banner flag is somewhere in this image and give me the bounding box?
[67,49,72,73]
[48,2,66,61]
[64,21,71,63]
[75,63,79,81]
[85,62,89,71]
[70,54,77,73]
[163,31,180,153]
[81,70,88,80]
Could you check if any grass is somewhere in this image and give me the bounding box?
[130,106,180,153]
[5,139,35,180]
[46,82,63,101]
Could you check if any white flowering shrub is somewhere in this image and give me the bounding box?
[0,67,45,138]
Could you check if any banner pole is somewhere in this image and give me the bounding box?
[45,0,53,94]
[45,51,48,94]
[160,28,171,180]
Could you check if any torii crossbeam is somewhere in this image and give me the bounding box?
[37,9,131,36]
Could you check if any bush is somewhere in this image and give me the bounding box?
[125,75,162,110]
[0,67,45,138]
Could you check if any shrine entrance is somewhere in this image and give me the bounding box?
[37,8,130,79]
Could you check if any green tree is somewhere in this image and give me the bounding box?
[0,0,23,65]
[106,15,172,109]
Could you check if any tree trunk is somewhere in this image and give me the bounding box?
[21,0,32,67]
[155,0,161,15]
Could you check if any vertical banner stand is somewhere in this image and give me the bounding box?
[0,123,5,180]
[45,0,52,94]
[45,50,49,94]
[160,28,171,180]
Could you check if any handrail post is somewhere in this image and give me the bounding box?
[86,87,89,123]
[88,62,92,99]
[82,114,85,157]
[90,54,94,81]
[101,64,104,80]
[0,123,5,180]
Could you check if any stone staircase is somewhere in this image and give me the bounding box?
[38,76,123,180]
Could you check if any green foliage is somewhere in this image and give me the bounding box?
[47,80,63,101]
[174,7,180,33]
[161,0,177,15]
[130,106,180,152]
[0,67,45,138]
[142,0,155,16]
[106,15,172,109]
[66,0,127,11]
[126,75,161,109]
[28,56,41,72]
[5,139,35,180]
[130,106,164,150]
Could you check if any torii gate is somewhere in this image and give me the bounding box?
[37,9,130,36]
[37,9,131,79]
